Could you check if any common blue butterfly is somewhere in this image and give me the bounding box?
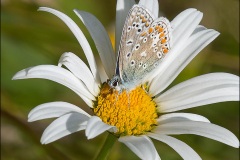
[109,4,172,92]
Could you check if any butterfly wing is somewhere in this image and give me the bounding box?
[129,17,172,84]
[117,4,172,89]
[116,5,153,83]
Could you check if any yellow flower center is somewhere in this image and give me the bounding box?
[93,83,158,136]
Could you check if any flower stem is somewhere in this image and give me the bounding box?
[94,133,117,160]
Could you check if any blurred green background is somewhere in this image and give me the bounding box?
[1,0,239,160]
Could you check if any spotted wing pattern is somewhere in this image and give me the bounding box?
[117,5,172,88]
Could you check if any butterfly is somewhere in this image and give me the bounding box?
[108,4,172,93]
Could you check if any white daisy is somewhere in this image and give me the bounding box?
[12,0,239,160]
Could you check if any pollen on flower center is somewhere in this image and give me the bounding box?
[93,83,158,136]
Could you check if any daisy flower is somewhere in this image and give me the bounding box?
[13,0,239,159]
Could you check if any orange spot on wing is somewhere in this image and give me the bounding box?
[163,49,168,54]
[159,32,165,38]
[162,47,168,54]
[161,39,166,44]
[142,19,147,23]
[149,27,154,34]
[158,27,163,32]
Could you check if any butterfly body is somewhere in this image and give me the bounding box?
[109,5,172,92]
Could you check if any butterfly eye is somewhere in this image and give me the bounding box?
[137,28,142,33]
[112,81,118,87]
[154,62,158,67]
[133,23,136,27]
[150,34,154,38]
[130,60,135,66]
[110,78,119,87]
[153,43,157,47]
[165,36,168,40]
[136,24,139,28]
[139,62,142,67]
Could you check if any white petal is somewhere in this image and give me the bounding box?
[116,0,135,53]
[96,57,109,83]
[148,133,201,160]
[41,113,89,144]
[85,116,116,139]
[192,25,207,35]
[172,9,202,49]
[74,10,116,78]
[171,8,196,28]
[58,52,99,96]
[156,73,239,112]
[38,7,100,84]
[154,121,239,148]
[150,29,219,96]
[157,113,210,124]
[12,65,94,107]
[28,101,90,122]
[119,135,160,160]
[138,0,159,18]
[170,11,202,57]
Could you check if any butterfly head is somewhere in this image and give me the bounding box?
[108,75,124,92]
